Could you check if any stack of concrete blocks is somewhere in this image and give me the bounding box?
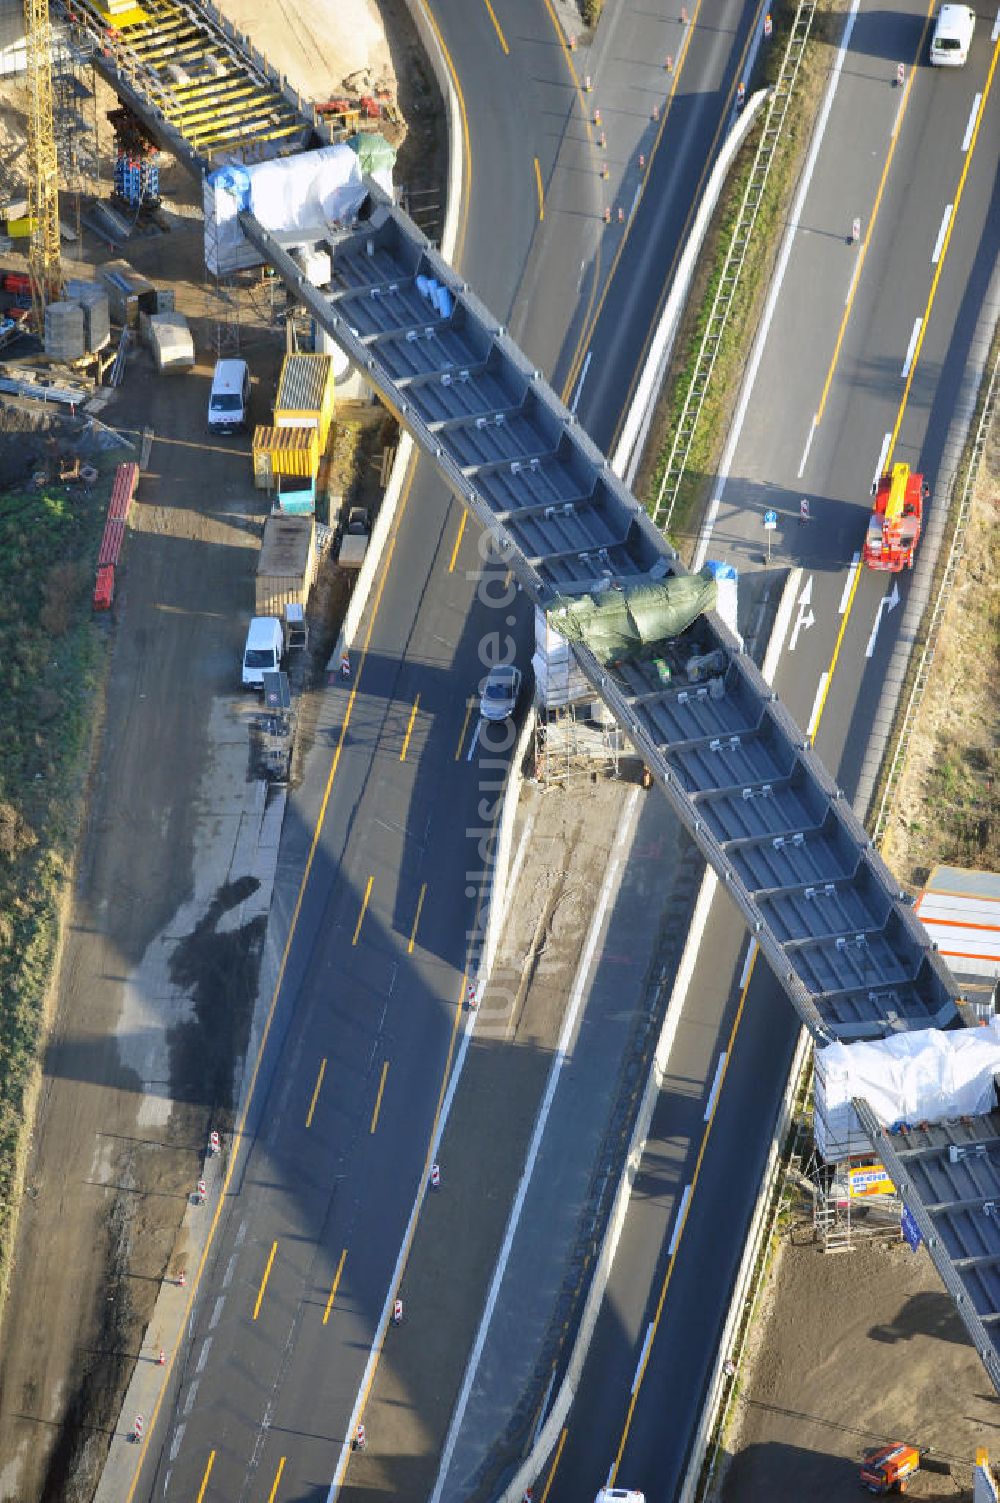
[149,311,194,373]
[64,279,111,353]
[43,300,86,361]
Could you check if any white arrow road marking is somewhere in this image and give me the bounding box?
[838,553,861,613]
[788,575,816,651]
[866,581,900,658]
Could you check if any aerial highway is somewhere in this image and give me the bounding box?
[137,0,768,1498]
[544,5,1000,1499]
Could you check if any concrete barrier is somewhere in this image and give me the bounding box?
[328,0,464,665]
[496,567,797,1503]
[611,90,768,488]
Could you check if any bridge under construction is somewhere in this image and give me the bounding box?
[65,0,1000,1399]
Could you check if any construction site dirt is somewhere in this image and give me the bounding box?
[0,4,445,1498]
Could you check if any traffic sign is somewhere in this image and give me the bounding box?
[763,509,777,530]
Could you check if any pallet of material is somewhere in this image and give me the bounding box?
[93,564,115,611]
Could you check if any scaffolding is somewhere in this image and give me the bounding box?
[811,1154,903,1253]
[52,22,98,244]
[533,704,625,788]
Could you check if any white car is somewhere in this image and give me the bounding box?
[479,664,522,722]
[930,3,975,64]
[595,1491,645,1503]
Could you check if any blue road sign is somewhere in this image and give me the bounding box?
[901,1204,922,1251]
[763,508,778,530]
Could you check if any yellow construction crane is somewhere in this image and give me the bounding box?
[24,0,62,329]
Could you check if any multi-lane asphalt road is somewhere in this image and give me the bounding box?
[544,4,1000,1498]
[137,0,998,1498]
[140,1,760,1498]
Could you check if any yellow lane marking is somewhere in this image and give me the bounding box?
[602,40,761,445]
[814,4,933,426]
[481,0,510,54]
[266,1457,286,1503]
[252,1240,278,1321]
[610,945,760,1481]
[810,557,863,733]
[887,35,999,464]
[337,807,506,1492]
[120,99,430,1503]
[323,1248,348,1326]
[539,0,602,392]
[534,155,545,222]
[352,875,374,947]
[305,1057,327,1129]
[455,700,474,760]
[409,882,428,955]
[560,0,707,399]
[370,1060,390,1134]
[195,1451,216,1503]
[400,695,420,762]
[540,1426,568,1502]
[414,0,472,271]
[448,510,468,572]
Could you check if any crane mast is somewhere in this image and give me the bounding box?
[24,0,62,329]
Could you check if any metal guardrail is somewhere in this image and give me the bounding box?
[871,341,1000,845]
[650,0,816,532]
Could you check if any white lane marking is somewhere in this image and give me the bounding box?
[962,94,982,151]
[235,1219,247,1249]
[466,719,482,762]
[838,553,861,613]
[931,203,953,264]
[222,1252,238,1289]
[668,1183,692,1255]
[570,350,592,414]
[427,790,644,1503]
[209,1295,225,1331]
[992,8,1000,39]
[195,1337,213,1375]
[874,431,892,483]
[630,183,642,218]
[691,0,864,568]
[632,1322,655,1393]
[866,580,901,658]
[807,673,829,739]
[502,812,536,926]
[843,245,864,306]
[169,1423,186,1462]
[704,1053,727,1121]
[739,940,757,990]
[797,419,816,478]
[901,318,922,378]
[182,1379,200,1417]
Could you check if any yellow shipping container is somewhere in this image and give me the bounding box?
[7,216,39,239]
[274,353,335,452]
[252,424,319,489]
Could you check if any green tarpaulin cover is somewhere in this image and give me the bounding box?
[347,132,397,177]
[546,570,718,666]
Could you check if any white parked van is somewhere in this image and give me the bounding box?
[241,616,284,689]
[208,357,251,434]
[930,4,975,63]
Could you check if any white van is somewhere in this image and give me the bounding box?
[208,357,250,434]
[241,616,284,689]
[930,3,975,63]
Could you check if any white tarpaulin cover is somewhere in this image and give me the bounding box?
[204,145,366,275]
[815,1020,1000,1160]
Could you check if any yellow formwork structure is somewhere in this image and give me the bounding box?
[24,0,63,327]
